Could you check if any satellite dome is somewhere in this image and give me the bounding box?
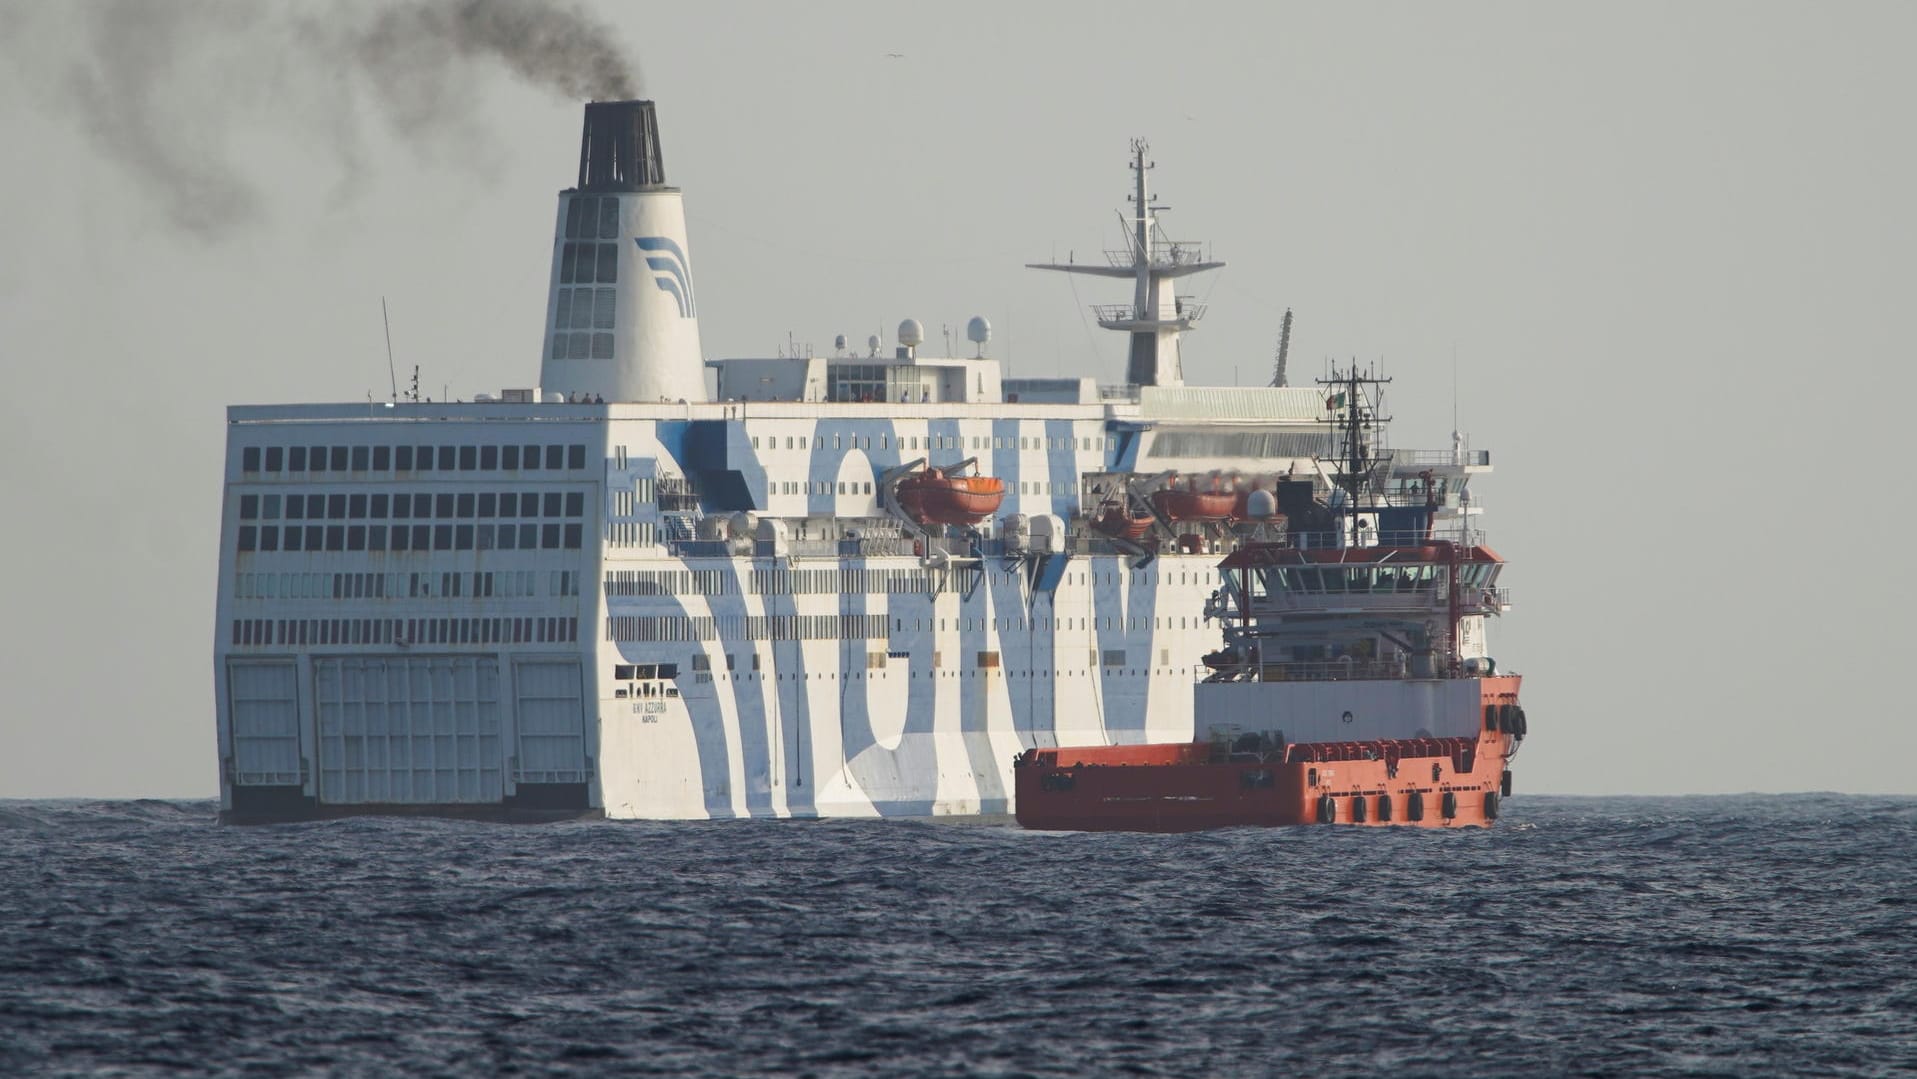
[966,316,991,344]
[898,319,924,348]
[834,334,847,352]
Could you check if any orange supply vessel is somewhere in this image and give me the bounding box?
[1015,365,1527,831]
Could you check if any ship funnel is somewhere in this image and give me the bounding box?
[537,100,706,404]
[578,100,666,189]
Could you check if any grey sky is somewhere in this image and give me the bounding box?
[1,1,1911,798]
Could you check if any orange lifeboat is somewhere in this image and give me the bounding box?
[1092,501,1154,541]
[895,468,1005,526]
[1151,487,1236,521]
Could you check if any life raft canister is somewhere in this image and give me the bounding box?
[1317,794,1337,824]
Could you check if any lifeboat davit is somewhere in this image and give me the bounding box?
[1151,487,1236,521]
[895,468,1005,526]
[1092,501,1154,541]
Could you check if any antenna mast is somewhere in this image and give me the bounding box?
[1318,361,1393,545]
[1270,307,1293,387]
[381,297,398,403]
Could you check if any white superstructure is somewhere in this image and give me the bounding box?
[212,101,1494,821]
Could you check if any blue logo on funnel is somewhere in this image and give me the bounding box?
[636,236,696,318]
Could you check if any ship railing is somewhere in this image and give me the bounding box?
[666,540,733,559]
[1195,659,1421,684]
[778,535,922,560]
[1243,589,1508,616]
[232,770,303,786]
[1394,448,1491,467]
[1100,243,1211,269]
[1091,302,1206,324]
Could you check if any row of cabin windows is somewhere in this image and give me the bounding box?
[230,615,577,649]
[689,667,1162,683]
[231,570,550,601]
[749,434,1115,453]
[239,443,588,475]
[767,479,1074,498]
[236,522,584,553]
[239,491,586,521]
[1249,563,1498,595]
[614,663,680,680]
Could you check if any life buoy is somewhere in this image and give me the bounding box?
[1441,791,1458,819]
[1317,794,1337,824]
[1484,791,1500,820]
[1407,791,1425,822]
[1351,795,1367,823]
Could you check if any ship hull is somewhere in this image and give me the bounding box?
[1013,676,1522,831]
[1013,735,1511,831]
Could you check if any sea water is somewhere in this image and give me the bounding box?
[2,795,1913,1076]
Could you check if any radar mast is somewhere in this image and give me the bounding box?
[1027,140,1224,387]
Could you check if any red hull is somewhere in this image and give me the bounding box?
[1015,734,1511,831]
[1015,680,1523,832]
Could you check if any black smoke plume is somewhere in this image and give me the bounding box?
[12,0,639,239]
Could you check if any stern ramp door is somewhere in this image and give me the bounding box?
[314,656,504,804]
[513,658,588,784]
[227,660,302,787]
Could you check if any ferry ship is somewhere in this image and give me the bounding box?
[213,100,1506,823]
